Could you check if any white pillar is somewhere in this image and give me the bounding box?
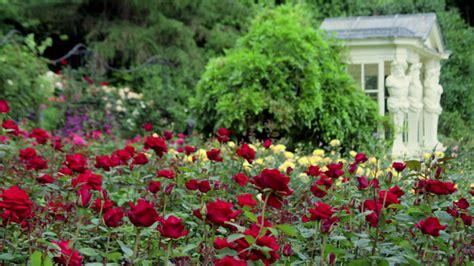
[423,59,445,152]
[407,62,423,158]
[386,59,410,158]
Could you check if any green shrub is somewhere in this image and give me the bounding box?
[192,4,385,150]
[0,34,53,121]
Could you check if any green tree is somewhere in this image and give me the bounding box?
[193,4,384,150]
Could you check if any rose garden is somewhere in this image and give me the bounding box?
[0,1,473,266]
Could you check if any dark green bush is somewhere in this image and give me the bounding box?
[192,4,385,150]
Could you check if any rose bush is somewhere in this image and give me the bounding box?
[0,99,472,265]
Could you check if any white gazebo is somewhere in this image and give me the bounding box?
[320,13,450,159]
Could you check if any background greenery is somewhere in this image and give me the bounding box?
[0,0,472,156]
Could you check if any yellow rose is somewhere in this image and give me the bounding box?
[309,156,322,165]
[255,158,264,165]
[168,148,177,155]
[298,173,310,183]
[356,167,364,176]
[349,150,357,157]
[329,139,341,147]
[323,157,332,164]
[312,149,325,157]
[423,153,432,160]
[298,157,310,166]
[368,157,377,165]
[185,155,194,163]
[243,160,252,171]
[279,161,295,172]
[227,141,236,148]
[284,151,294,159]
[197,149,208,161]
[435,151,445,158]
[272,144,286,153]
[320,166,328,172]
[249,144,257,151]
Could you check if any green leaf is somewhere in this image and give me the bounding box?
[0,253,15,260]
[273,224,298,237]
[79,247,99,257]
[405,160,421,171]
[227,233,245,242]
[243,210,258,222]
[106,252,122,262]
[181,243,198,253]
[29,251,42,266]
[117,240,133,258]
[354,238,370,248]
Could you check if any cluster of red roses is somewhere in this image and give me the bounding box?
[0,98,473,264]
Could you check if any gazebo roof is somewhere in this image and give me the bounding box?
[320,13,437,41]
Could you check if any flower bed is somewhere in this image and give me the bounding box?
[0,100,472,265]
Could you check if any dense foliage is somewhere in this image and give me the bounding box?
[193,5,384,150]
[0,33,52,121]
[0,102,472,265]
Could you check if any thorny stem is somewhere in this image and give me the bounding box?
[132,227,141,262]
[257,192,271,239]
[165,240,172,266]
[320,234,327,266]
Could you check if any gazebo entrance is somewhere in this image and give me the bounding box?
[321,13,450,158]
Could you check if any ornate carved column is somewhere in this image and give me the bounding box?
[386,60,410,158]
[407,63,423,157]
[423,60,445,152]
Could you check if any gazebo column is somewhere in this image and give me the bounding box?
[423,59,445,152]
[386,59,410,158]
[407,62,423,158]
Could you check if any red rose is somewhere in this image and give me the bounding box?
[217,128,230,143]
[143,122,153,131]
[185,179,199,190]
[184,146,196,155]
[214,237,228,249]
[461,213,472,226]
[2,119,20,135]
[91,196,114,213]
[310,176,332,198]
[29,128,49,145]
[206,149,223,162]
[164,184,174,194]
[392,162,406,172]
[282,243,293,256]
[111,149,133,165]
[415,217,447,237]
[378,190,400,207]
[214,256,247,266]
[103,207,124,228]
[37,174,54,184]
[424,180,457,195]
[65,154,88,173]
[302,202,335,222]
[325,162,344,179]
[236,143,256,163]
[446,206,458,218]
[455,198,469,209]
[263,139,272,149]
[128,199,159,227]
[26,156,48,170]
[389,186,405,198]
[157,215,189,239]
[357,176,369,190]
[95,155,113,171]
[355,153,368,164]
[157,169,175,179]
[52,240,83,266]
[131,153,149,165]
[197,199,241,227]
[0,100,10,113]
[0,186,34,224]
[232,172,250,187]
[198,180,211,193]
[58,167,73,177]
[251,169,293,208]
[320,216,340,234]
[149,181,161,194]
[144,136,168,157]
[76,187,92,207]
[72,170,102,191]
[237,194,257,208]
[305,165,321,177]
[361,199,382,227]
[19,148,37,161]
[163,131,174,140]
